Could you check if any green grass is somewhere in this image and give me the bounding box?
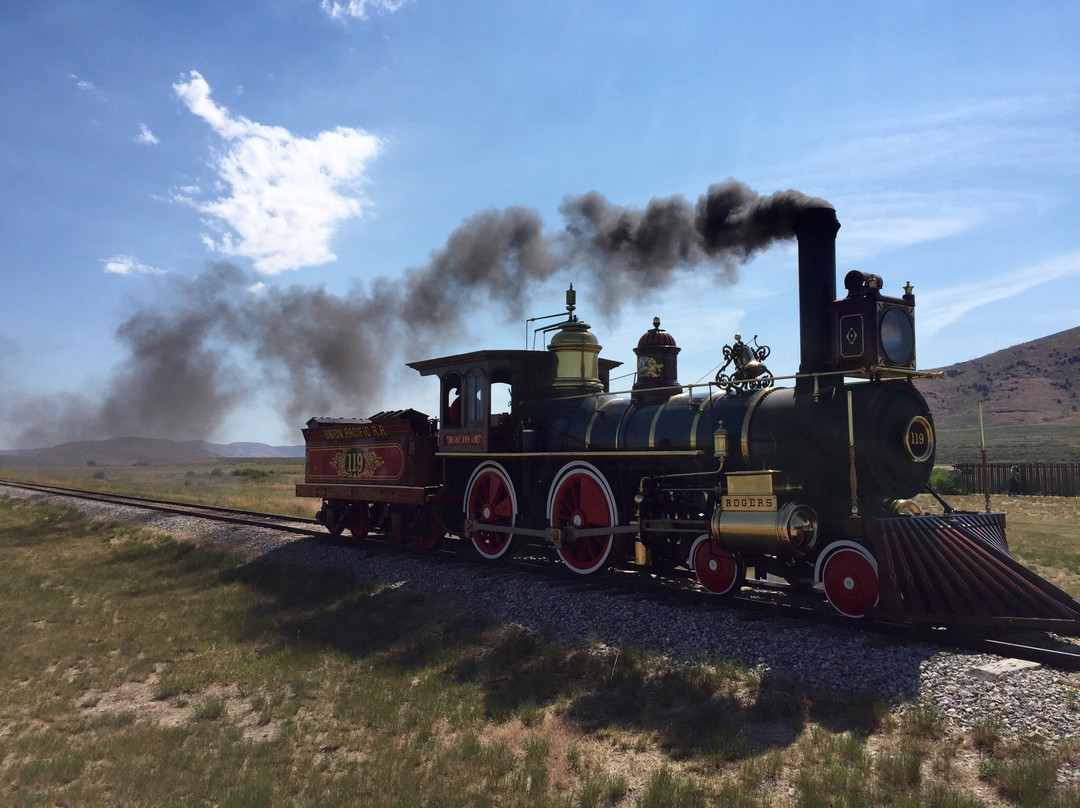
[2,494,786,806]
[6,482,1080,806]
[978,739,1077,808]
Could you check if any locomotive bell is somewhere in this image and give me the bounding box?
[732,334,767,379]
[741,359,767,378]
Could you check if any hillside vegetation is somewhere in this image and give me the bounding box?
[916,326,1080,463]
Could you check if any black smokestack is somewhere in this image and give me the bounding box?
[3,181,831,448]
[793,205,840,391]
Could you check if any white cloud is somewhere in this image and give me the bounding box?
[70,74,96,93]
[831,189,1033,260]
[136,123,159,145]
[320,0,408,21]
[103,255,164,275]
[918,250,1080,337]
[173,70,382,274]
[797,94,1080,188]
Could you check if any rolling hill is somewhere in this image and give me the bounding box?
[0,437,303,467]
[915,326,1080,429]
[914,326,1080,463]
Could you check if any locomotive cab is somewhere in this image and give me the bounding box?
[409,350,546,453]
[408,311,623,455]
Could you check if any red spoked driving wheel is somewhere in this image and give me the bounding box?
[548,463,617,575]
[816,541,880,618]
[689,534,745,595]
[464,462,517,560]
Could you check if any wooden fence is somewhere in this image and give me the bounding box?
[952,462,1080,497]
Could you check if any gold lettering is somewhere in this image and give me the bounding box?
[722,494,777,511]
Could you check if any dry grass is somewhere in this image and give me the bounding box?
[4,476,1080,805]
[0,459,319,518]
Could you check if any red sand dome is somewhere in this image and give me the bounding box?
[633,317,680,402]
[637,316,678,349]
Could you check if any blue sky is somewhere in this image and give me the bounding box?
[1,1,1078,448]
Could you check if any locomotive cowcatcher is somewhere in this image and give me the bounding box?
[297,205,1080,633]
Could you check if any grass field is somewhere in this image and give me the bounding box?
[0,458,318,519]
[930,421,1080,465]
[3,473,1080,805]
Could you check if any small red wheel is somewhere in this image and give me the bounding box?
[322,501,346,536]
[385,506,404,544]
[689,535,745,595]
[419,506,442,550]
[464,463,517,560]
[818,543,879,618]
[348,504,370,539]
[548,464,617,575]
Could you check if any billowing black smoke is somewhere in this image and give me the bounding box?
[5,181,829,447]
[562,182,826,298]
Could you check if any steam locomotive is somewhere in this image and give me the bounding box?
[297,206,1080,632]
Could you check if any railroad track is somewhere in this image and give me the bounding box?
[4,478,1080,671]
[0,479,320,536]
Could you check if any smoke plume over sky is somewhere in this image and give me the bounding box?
[3,182,828,448]
[2,2,1078,448]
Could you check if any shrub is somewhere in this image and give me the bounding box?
[929,467,962,495]
[231,468,273,481]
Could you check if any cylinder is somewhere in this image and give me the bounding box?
[709,501,818,558]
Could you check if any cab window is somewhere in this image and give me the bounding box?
[442,372,462,427]
[464,371,485,426]
[491,368,512,426]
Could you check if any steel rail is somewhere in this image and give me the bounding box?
[0,479,320,536]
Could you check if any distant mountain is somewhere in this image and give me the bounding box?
[0,436,304,467]
[915,326,1080,430]
[0,436,220,467]
[183,441,305,458]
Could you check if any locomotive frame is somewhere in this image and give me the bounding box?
[297,205,1080,634]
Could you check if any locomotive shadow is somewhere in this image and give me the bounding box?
[221,538,935,759]
[218,538,484,662]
